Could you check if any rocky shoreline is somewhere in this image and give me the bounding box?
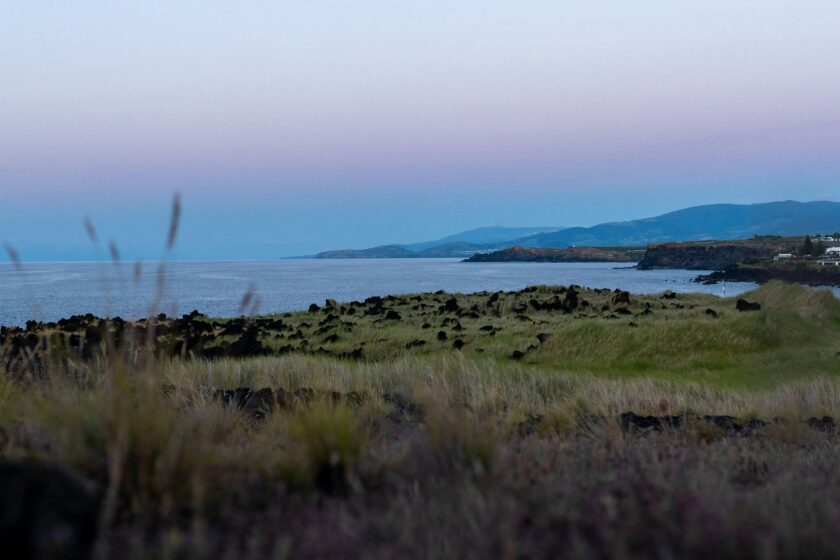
[695,261,840,287]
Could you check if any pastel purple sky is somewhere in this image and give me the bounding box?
[2,1,840,259]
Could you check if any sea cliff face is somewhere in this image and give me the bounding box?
[637,240,800,270]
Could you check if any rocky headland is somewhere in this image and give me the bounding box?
[464,245,645,263]
[636,238,802,270]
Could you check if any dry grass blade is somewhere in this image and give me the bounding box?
[155,262,166,295]
[83,216,99,245]
[238,283,256,315]
[248,295,262,316]
[108,240,121,263]
[166,192,182,251]
[2,242,22,270]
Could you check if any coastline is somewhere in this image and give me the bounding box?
[695,261,840,288]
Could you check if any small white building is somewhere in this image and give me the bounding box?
[774,253,794,261]
[825,247,840,256]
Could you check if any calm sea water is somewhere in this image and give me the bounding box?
[1,259,760,327]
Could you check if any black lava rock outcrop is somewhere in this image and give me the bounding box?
[736,299,762,312]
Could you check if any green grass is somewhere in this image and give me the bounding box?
[234,281,840,390]
[4,281,840,557]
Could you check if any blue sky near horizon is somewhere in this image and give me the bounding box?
[2,1,840,260]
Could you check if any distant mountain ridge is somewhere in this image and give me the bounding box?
[512,201,840,248]
[313,226,561,259]
[403,226,563,252]
[313,201,840,259]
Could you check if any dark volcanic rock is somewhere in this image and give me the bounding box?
[383,392,424,423]
[620,412,685,432]
[228,327,271,357]
[243,388,276,419]
[517,413,543,437]
[612,289,631,305]
[213,387,254,408]
[442,297,460,312]
[618,412,770,434]
[736,299,761,312]
[806,416,836,432]
[700,415,737,430]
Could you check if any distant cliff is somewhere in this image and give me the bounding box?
[637,238,802,270]
[464,245,645,263]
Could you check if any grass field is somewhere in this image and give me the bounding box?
[3,281,840,558]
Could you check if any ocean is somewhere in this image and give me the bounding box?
[1,258,761,326]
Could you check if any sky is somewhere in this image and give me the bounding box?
[2,1,840,260]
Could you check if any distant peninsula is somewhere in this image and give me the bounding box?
[315,242,486,259]
[463,245,645,263]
